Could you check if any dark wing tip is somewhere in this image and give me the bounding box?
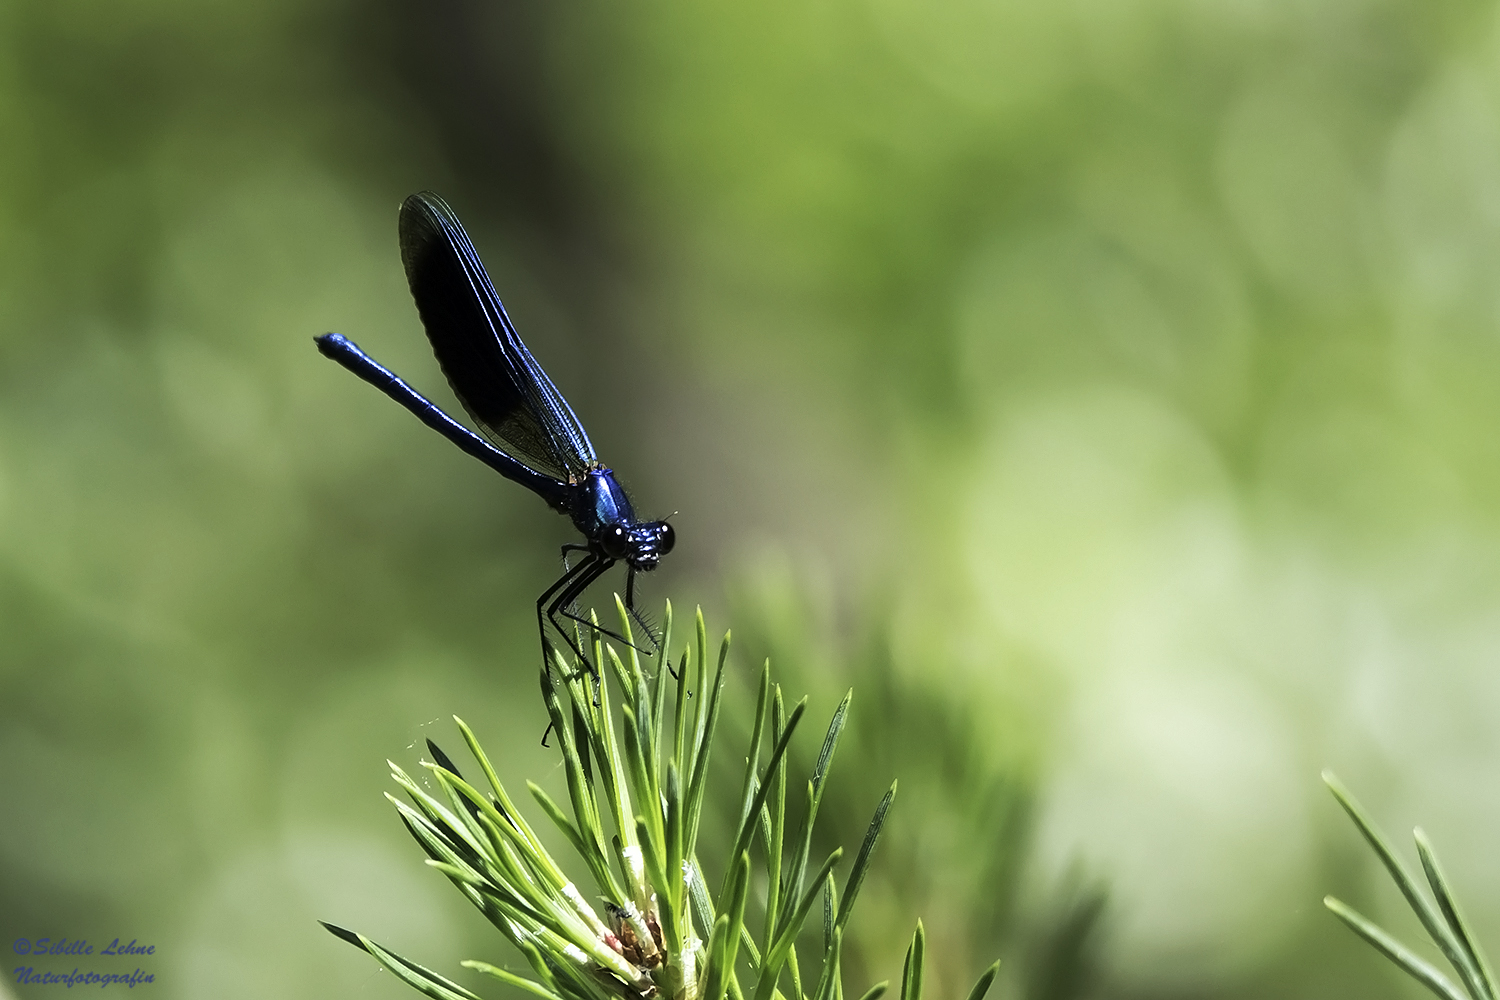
[403,190,453,216]
[398,192,476,292]
[400,196,439,269]
[400,190,457,241]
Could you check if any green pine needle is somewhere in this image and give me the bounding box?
[322,603,1000,1000]
[899,921,925,1000]
[962,962,1000,1000]
[1324,771,1494,1000]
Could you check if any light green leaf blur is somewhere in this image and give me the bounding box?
[3,1,1499,999]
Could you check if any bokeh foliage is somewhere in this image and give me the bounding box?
[5,0,1500,999]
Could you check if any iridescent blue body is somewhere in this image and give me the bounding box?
[570,469,671,571]
[315,192,672,666]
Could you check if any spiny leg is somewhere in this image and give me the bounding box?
[560,542,590,574]
[622,566,662,656]
[555,562,659,656]
[551,543,598,659]
[538,550,623,741]
[546,556,616,671]
[537,554,601,672]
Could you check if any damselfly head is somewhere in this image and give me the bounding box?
[603,521,674,570]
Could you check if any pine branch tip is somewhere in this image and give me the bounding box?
[319,921,367,951]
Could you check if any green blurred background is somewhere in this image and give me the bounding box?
[3,0,1500,997]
